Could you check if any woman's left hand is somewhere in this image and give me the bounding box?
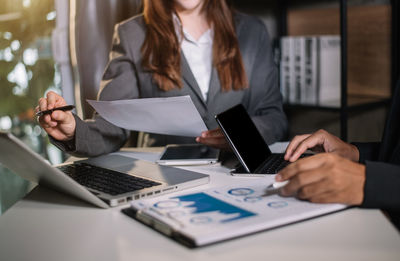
[196,128,230,150]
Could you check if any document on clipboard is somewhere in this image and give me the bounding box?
[122,179,346,248]
[87,96,207,137]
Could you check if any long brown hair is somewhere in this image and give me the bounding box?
[142,0,248,92]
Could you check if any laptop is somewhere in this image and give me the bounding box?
[215,104,309,176]
[0,131,209,208]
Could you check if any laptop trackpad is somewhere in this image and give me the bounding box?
[80,155,174,183]
[82,155,138,170]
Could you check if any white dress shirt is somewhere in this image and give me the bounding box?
[173,15,213,101]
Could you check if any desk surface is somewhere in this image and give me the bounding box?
[1,145,399,261]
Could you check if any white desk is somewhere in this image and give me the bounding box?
[1,145,399,261]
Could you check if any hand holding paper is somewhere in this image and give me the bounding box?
[87,96,207,137]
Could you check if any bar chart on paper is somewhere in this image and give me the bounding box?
[129,179,346,246]
[154,192,256,224]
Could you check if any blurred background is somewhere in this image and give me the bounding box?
[0,0,63,215]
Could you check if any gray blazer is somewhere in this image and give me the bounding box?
[54,12,288,157]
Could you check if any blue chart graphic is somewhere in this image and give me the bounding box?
[228,188,254,196]
[173,193,256,223]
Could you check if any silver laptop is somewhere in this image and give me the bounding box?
[0,132,209,208]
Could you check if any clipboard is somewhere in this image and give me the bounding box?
[121,179,347,248]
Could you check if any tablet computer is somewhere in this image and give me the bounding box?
[215,104,311,176]
[157,144,219,166]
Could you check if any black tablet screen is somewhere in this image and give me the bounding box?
[215,104,272,172]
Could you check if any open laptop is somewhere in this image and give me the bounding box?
[0,131,209,208]
[215,104,309,176]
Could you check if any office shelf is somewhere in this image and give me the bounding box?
[278,0,398,141]
[284,96,391,112]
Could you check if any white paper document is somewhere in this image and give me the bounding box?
[87,96,207,137]
[128,177,346,247]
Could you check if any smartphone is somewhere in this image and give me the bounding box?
[157,144,219,166]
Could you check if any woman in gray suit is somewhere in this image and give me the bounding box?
[37,0,287,157]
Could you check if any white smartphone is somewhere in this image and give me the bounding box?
[157,144,219,166]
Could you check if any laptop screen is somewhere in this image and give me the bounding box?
[215,104,272,173]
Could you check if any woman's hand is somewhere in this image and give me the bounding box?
[36,91,76,141]
[196,128,230,150]
[284,129,360,162]
[277,153,366,205]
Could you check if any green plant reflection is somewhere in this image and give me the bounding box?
[0,0,62,214]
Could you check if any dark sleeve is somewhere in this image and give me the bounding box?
[50,114,129,157]
[50,23,138,157]
[352,142,381,163]
[361,160,400,211]
[244,19,288,144]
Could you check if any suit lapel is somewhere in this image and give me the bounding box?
[181,53,207,107]
[206,67,220,106]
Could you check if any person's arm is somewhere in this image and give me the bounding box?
[51,22,140,157]
[50,114,129,157]
[352,142,381,163]
[277,144,400,210]
[275,129,366,205]
[242,18,288,144]
[362,161,400,211]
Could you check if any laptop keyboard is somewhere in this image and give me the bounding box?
[57,163,161,196]
[260,154,310,174]
[260,154,290,174]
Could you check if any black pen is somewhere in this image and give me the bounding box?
[35,105,75,117]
